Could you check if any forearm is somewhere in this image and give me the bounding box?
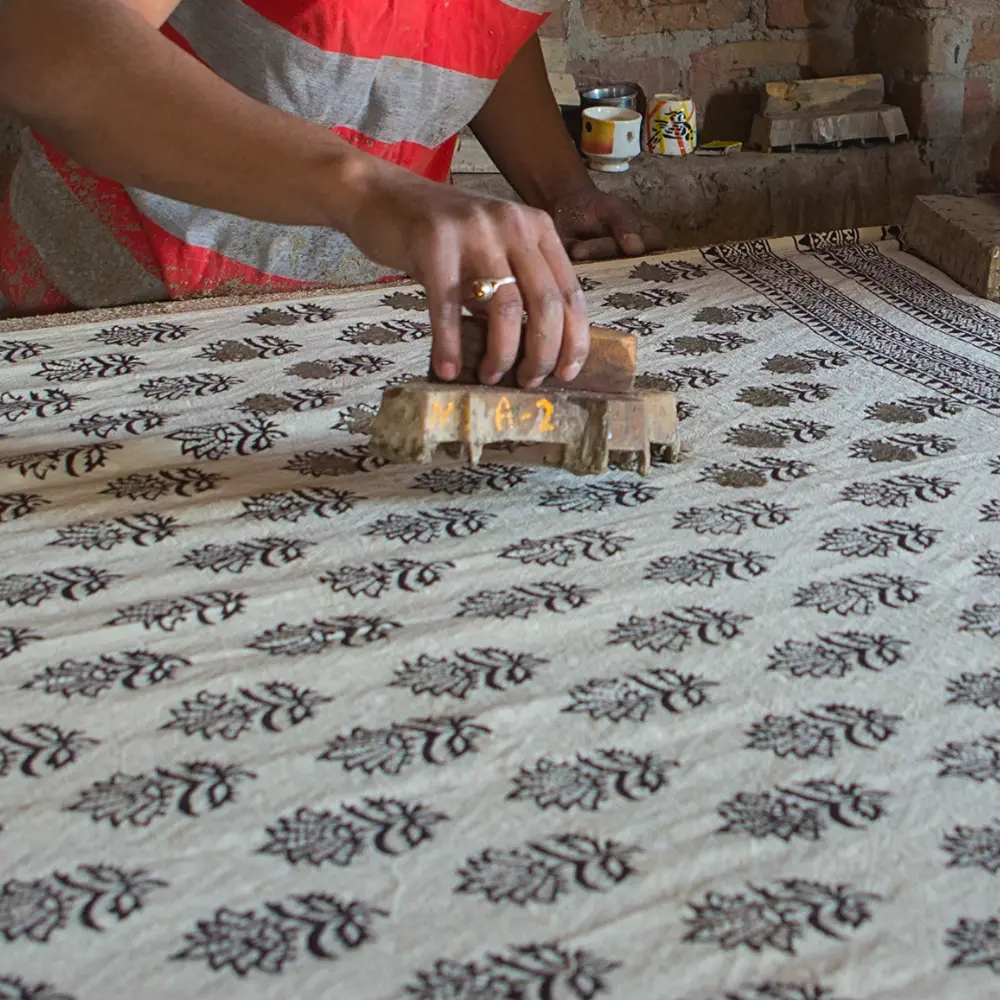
[0,0,387,233]
[470,33,592,212]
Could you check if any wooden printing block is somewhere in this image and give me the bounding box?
[904,194,1000,302]
[369,380,680,477]
[427,315,637,394]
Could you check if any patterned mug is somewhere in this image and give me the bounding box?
[579,107,642,173]
[645,94,697,156]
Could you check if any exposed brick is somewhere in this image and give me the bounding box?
[855,6,971,76]
[890,76,965,139]
[580,0,748,37]
[964,76,993,131]
[970,16,1000,65]
[766,0,849,29]
[568,55,683,105]
[538,1,568,39]
[689,38,850,141]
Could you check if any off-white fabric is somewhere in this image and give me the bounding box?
[2,227,1000,1000]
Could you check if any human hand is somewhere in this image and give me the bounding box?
[550,186,666,263]
[346,167,589,390]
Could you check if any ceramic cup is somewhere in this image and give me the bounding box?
[644,93,697,156]
[580,106,642,173]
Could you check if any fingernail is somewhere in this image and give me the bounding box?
[524,377,542,390]
[560,361,582,382]
[437,362,457,381]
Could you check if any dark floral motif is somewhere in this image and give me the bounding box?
[135,373,243,400]
[1,443,123,480]
[766,632,908,677]
[330,403,377,435]
[239,487,363,522]
[457,581,596,620]
[947,667,1000,710]
[68,409,165,438]
[66,761,256,827]
[172,892,386,976]
[320,558,453,598]
[818,520,940,558]
[90,321,193,346]
[50,513,180,551]
[246,302,340,325]
[337,319,430,344]
[645,548,772,586]
[319,715,491,775]
[283,445,387,477]
[366,507,493,543]
[100,466,225,502]
[0,492,50,523]
[178,537,313,574]
[259,797,448,867]
[717,779,888,841]
[683,879,880,954]
[0,626,42,662]
[761,349,851,373]
[0,723,99,777]
[724,418,833,448]
[695,303,782,325]
[248,615,401,656]
[943,820,1000,874]
[698,457,814,488]
[959,605,1000,640]
[411,463,533,495]
[105,591,246,631]
[605,288,687,311]
[0,566,119,608]
[792,573,926,616]
[0,389,81,422]
[673,500,797,535]
[287,353,393,379]
[736,382,837,407]
[936,734,1000,783]
[865,395,962,424]
[457,834,639,906]
[0,339,53,363]
[403,943,620,1000]
[973,550,1000,579]
[0,974,76,1000]
[33,354,146,382]
[509,749,678,811]
[849,433,957,463]
[164,416,286,460]
[381,290,428,311]
[658,330,754,356]
[235,387,339,415]
[195,336,300,362]
[23,650,191,699]
[0,865,166,942]
[745,705,902,759]
[676,398,698,422]
[609,606,750,653]
[649,365,727,390]
[840,474,958,507]
[391,648,549,699]
[710,985,854,1000]
[564,668,716,722]
[981,499,1000,523]
[538,478,660,513]
[946,911,1000,973]
[607,315,665,337]
[500,528,632,567]
[632,259,706,282]
[161,682,332,740]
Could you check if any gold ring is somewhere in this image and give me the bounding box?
[469,276,517,303]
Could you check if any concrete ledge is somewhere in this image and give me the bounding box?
[454,143,939,250]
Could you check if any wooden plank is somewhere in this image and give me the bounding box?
[762,74,885,115]
[749,105,908,152]
[904,194,1000,302]
[429,315,637,394]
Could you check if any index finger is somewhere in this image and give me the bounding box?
[420,231,463,381]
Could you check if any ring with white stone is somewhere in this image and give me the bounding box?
[468,276,517,304]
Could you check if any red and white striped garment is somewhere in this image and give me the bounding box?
[0,0,559,316]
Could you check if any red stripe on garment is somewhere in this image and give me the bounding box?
[0,187,73,314]
[238,0,545,79]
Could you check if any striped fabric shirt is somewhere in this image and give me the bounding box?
[0,0,559,317]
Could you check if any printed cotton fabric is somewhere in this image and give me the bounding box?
[2,227,1000,1000]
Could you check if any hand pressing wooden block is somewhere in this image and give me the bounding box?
[429,315,637,394]
[904,195,1000,302]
